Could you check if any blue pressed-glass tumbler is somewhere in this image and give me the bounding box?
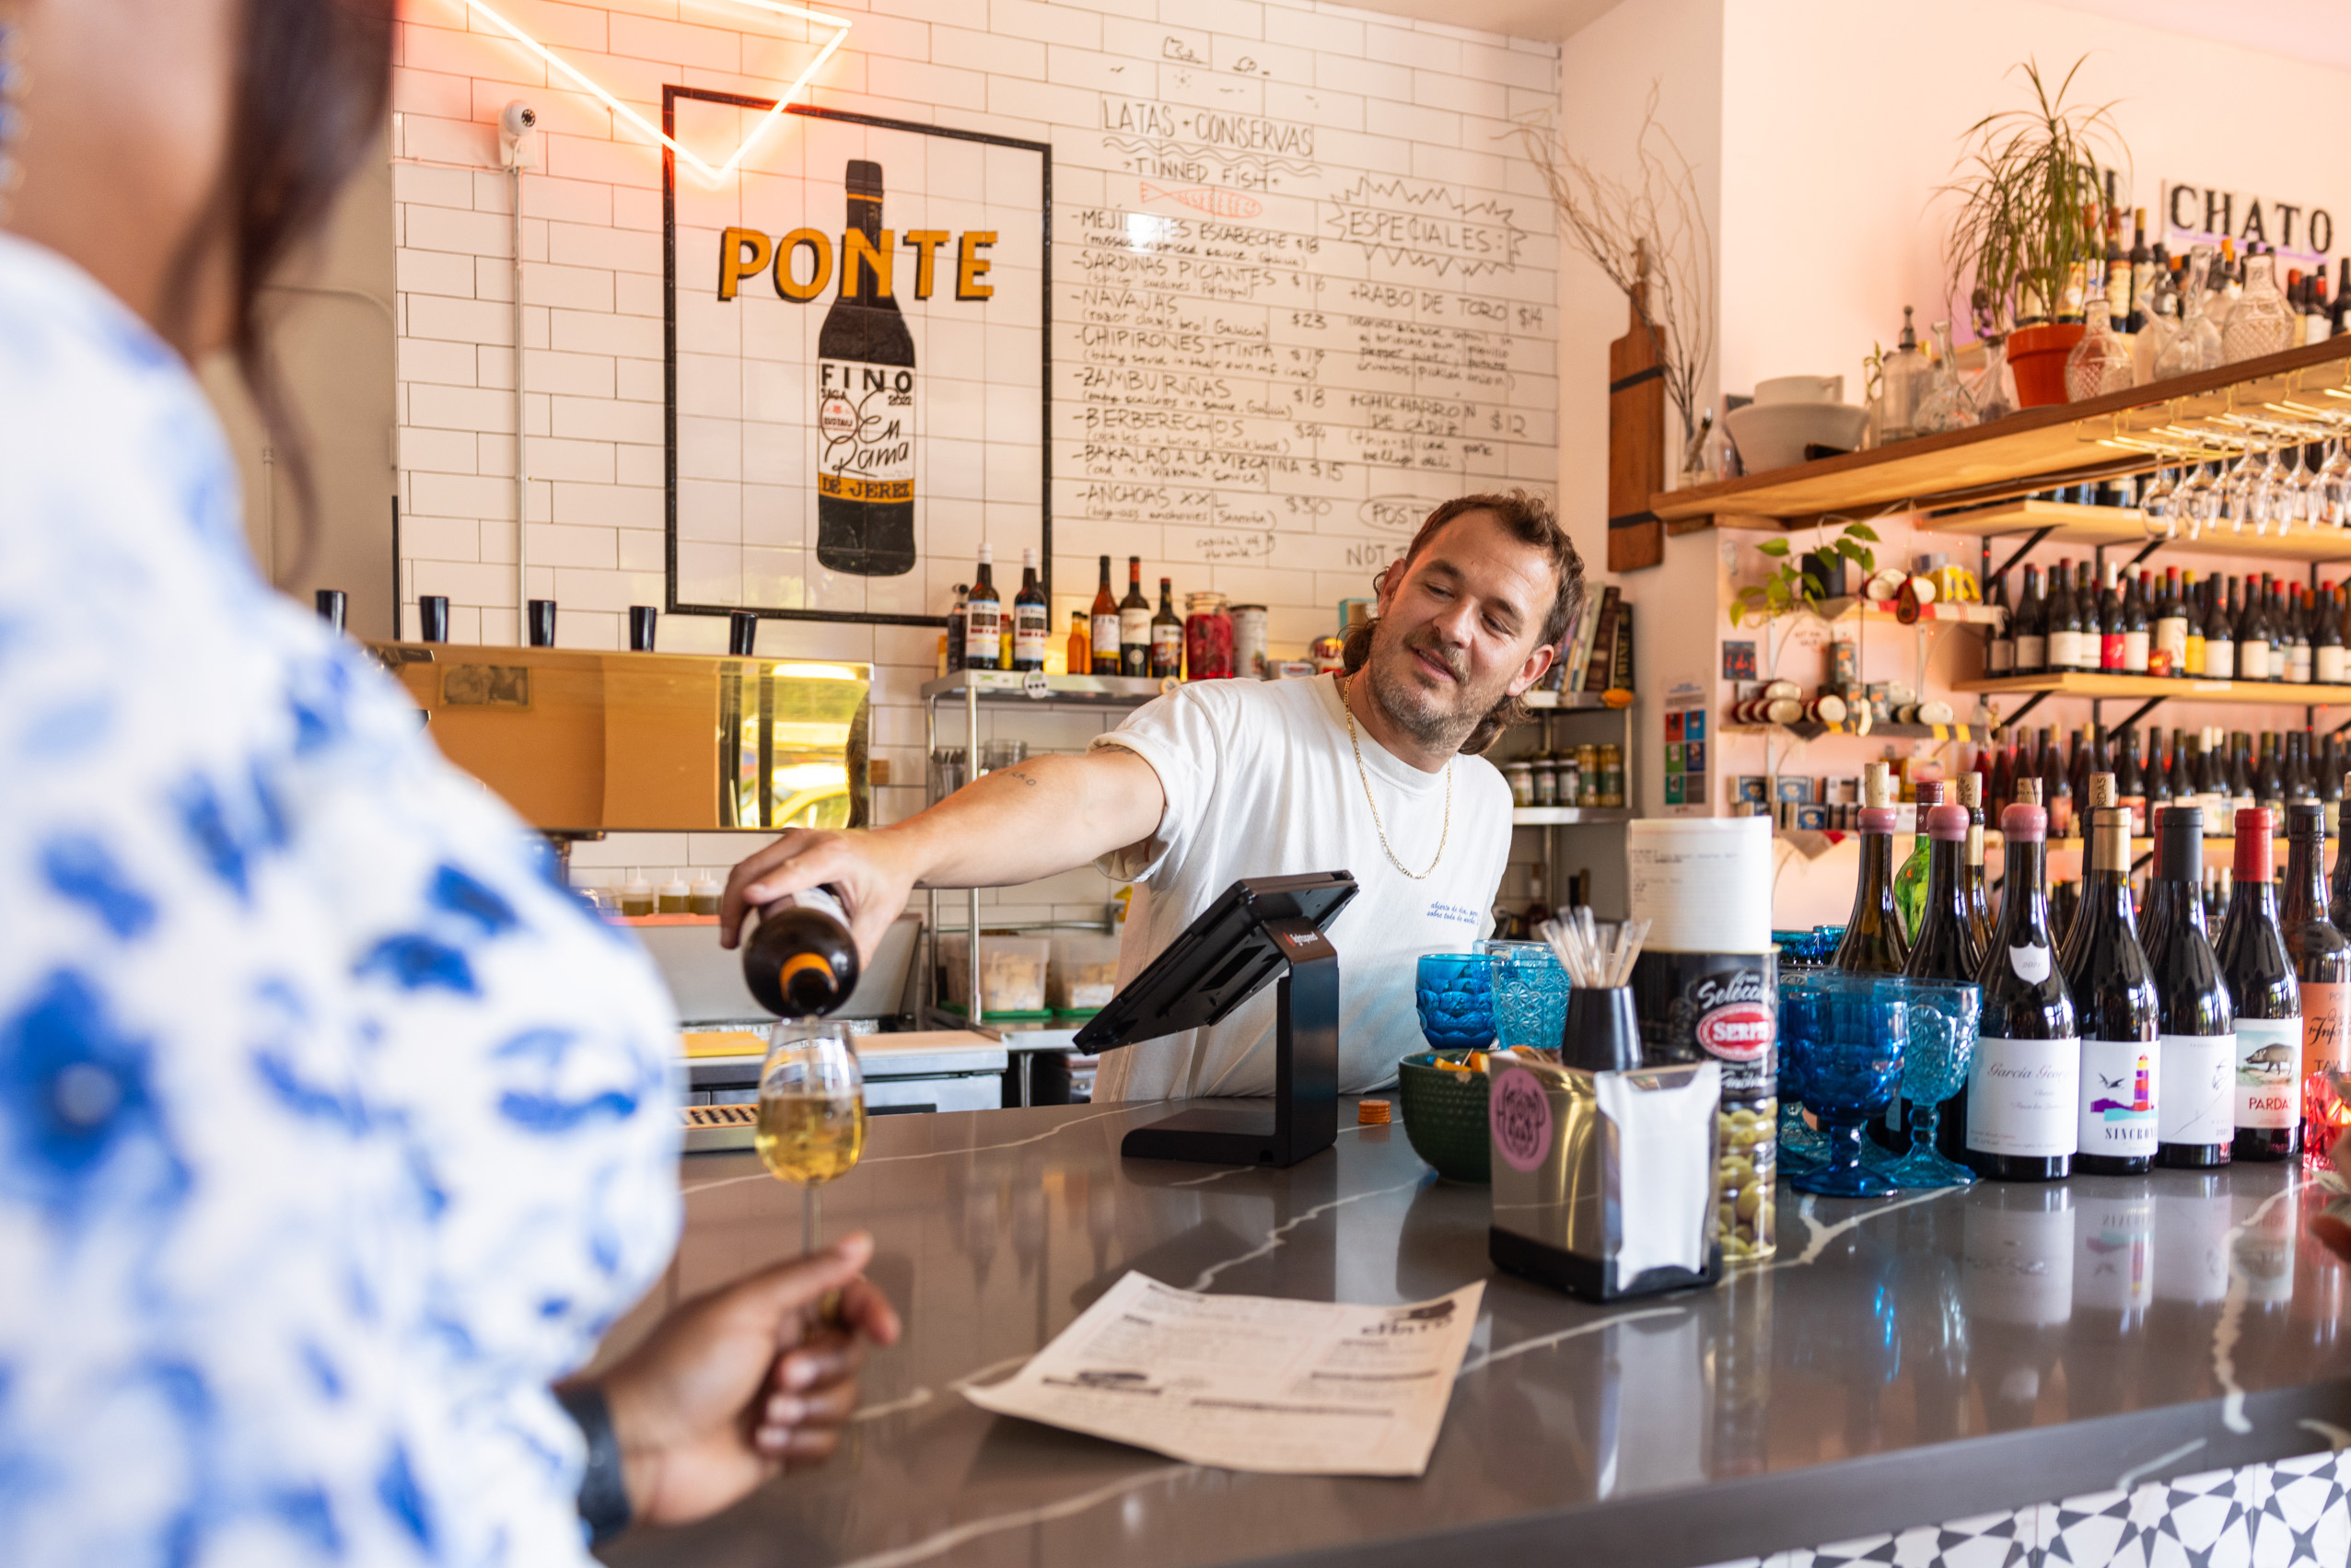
[1475,939,1568,1052]
[1415,953,1496,1051]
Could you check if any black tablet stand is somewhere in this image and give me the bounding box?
[1073,872,1356,1168]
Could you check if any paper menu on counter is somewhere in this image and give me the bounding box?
[960,1272,1484,1476]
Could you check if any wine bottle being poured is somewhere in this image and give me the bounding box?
[741,887,863,1018]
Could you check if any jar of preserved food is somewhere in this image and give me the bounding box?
[1309,633,1345,673]
[1599,744,1626,807]
[1229,603,1269,679]
[1504,761,1535,807]
[1530,754,1558,807]
[1575,745,1601,807]
[1184,591,1235,679]
[1557,752,1582,808]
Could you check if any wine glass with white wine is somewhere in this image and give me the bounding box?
[757,1021,867,1252]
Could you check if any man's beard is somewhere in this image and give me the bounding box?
[1361,621,1509,755]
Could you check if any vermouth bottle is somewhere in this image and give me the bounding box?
[963,545,1002,671]
[2216,808,2301,1161]
[1119,557,1152,678]
[2145,807,2233,1167]
[815,159,917,576]
[1966,802,2079,1182]
[1011,547,1049,672]
[1089,556,1122,676]
[2058,796,2159,1174]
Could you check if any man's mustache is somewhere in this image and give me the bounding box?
[1400,629,1468,682]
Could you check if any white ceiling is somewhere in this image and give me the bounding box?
[1323,0,1618,43]
[1335,0,2351,59]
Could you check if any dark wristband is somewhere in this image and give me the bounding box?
[556,1383,632,1544]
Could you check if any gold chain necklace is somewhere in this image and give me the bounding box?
[1340,674,1450,879]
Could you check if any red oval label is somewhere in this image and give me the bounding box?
[1696,1002,1774,1063]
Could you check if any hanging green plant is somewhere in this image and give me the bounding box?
[1730,520,1879,625]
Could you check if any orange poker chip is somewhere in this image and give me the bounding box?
[1357,1099,1392,1125]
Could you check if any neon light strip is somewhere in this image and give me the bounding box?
[459,0,851,185]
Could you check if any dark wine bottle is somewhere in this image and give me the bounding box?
[2281,801,2351,1151]
[1905,804,1981,981]
[945,583,969,674]
[2216,808,2300,1161]
[1957,769,1996,952]
[2058,796,2159,1174]
[1833,804,1910,974]
[815,160,917,576]
[1966,802,2080,1181]
[2147,806,2233,1167]
[742,886,862,1017]
[1119,557,1152,678]
[2014,566,2047,675]
[2045,559,2084,672]
[1149,575,1183,679]
[1011,547,1049,672]
[1987,572,2017,677]
[2154,564,2188,677]
[962,546,1001,671]
[1089,556,1122,676]
[2331,769,2351,932]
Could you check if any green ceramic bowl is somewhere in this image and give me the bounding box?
[1395,1051,1492,1183]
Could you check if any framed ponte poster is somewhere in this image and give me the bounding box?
[663,88,1050,627]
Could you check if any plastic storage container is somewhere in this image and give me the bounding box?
[937,934,1053,1014]
[1049,932,1124,1012]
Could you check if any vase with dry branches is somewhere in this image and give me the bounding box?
[1520,85,1716,481]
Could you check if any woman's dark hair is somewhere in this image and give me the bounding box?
[165,0,395,563]
[1341,490,1587,756]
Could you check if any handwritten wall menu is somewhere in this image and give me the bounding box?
[1054,93,1558,645]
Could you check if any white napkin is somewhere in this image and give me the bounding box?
[1594,1061,1720,1280]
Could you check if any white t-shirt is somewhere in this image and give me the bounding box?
[1088,673,1513,1100]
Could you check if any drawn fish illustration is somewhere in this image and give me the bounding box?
[1139,180,1264,220]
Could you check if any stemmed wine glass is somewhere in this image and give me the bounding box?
[2176,459,2220,538]
[757,1020,868,1252]
[1880,981,1981,1188]
[2317,433,2351,529]
[2220,436,2264,536]
[2138,459,2181,541]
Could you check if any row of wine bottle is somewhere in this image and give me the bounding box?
[1980,721,2344,838]
[945,551,1186,678]
[1984,562,2351,683]
[1837,772,2347,1180]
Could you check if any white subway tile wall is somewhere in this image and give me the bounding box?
[391,0,1562,911]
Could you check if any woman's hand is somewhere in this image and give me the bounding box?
[583,1232,902,1529]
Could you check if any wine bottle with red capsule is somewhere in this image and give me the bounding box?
[2217,807,2301,1161]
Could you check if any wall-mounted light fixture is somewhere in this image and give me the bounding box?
[458,0,853,186]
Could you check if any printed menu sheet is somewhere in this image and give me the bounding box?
[961,1272,1483,1476]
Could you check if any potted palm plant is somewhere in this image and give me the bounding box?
[1942,58,2127,408]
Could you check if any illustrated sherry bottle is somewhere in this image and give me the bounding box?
[2216,808,2301,1162]
[1090,556,1122,676]
[815,159,917,576]
[1966,802,2079,1182]
[2058,796,2159,1174]
[1119,557,1151,678]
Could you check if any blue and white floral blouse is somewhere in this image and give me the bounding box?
[0,234,681,1565]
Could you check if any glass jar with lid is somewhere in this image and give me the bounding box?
[1575,744,1601,807]
[1530,754,1558,807]
[1598,744,1626,807]
[1504,761,1535,807]
[1183,591,1235,679]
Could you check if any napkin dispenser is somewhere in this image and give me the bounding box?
[1487,1057,1723,1303]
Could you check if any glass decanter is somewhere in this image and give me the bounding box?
[1912,319,1979,434]
[2065,299,2135,401]
[1971,333,2015,422]
[1878,307,1926,442]
[2157,250,2222,379]
[2224,251,2295,364]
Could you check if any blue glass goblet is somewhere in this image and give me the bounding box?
[1880,979,1980,1188]
[1415,953,1496,1051]
[1785,972,1905,1198]
[1775,969,1830,1178]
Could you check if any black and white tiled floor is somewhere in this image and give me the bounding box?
[1698,1448,2351,1568]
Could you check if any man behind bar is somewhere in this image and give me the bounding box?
[724,491,1585,1099]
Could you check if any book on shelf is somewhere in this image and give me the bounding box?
[1610,603,1635,691]
[1577,586,1622,693]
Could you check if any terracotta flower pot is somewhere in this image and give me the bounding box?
[2008,322,2086,408]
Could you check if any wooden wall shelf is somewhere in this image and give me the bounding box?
[1956,671,2351,705]
[1928,497,2351,564]
[1655,337,2351,528]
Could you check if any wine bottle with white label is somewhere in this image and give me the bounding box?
[2147,806,2232,1167]
[1966,801,2079,1181]
[2216,807,2300,1161]
[2280,801,2351,1151]
[1011,547,1049,671]
[815,159,917,577]
[963,544,1001,670]
[2058,795,2159,1174]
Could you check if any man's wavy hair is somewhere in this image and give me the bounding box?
[1340,490,1586,756]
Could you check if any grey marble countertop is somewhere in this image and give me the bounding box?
[599,1099,2351,1568]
